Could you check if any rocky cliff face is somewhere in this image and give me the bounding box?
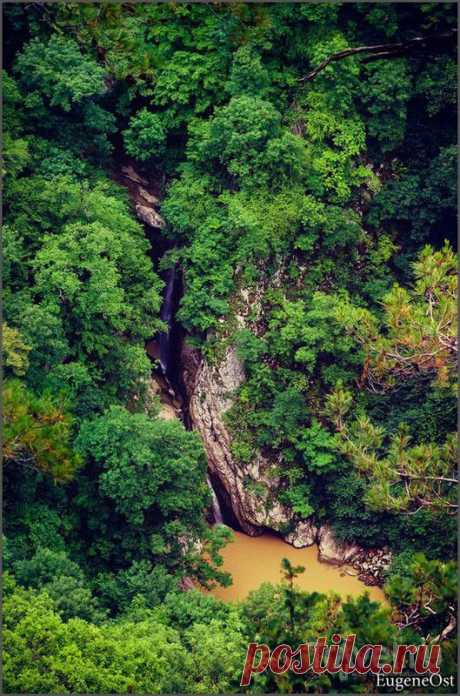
[183,342,295,535]
[182,336,392,582]
[183,340,320,540]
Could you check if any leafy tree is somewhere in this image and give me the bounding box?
[94,561,177,614]
[13,548,106,623]
[76,406,207,526]
[32,219,161,362]
[281,558,306,631]
[75,406,231,593]
[241,570,397,693]
[2,324,30,376]
[14,34,106,111]
[415,56,457,117]
[4,575,245,694]
[181,616,246,694]
[226,44,270,97]
[335,243,457,392]
[326,471,399,549]
[123,108,166,161]
[3,576,189,694]
[359,58,412,151]
[153,48,230,129]
[160,588,232,630]
[385,553,457,640]
[2,132,30,178]
[4,173,164,409]
[367,147,457,248]
[188,95,308,188]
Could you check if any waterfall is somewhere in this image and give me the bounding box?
[159,266,176,376]
[207,475,224,525]
[158,267,225,526]
[155,264,227,527]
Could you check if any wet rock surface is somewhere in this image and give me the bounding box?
[352,547,393,586]
[285,520,318,548]
[135,202,165,229]
[317,524,361,564]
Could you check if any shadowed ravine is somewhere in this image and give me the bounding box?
[154,263,227,520]
[159,266,177,376]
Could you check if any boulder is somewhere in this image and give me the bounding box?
[317,525,361,565]
[121,164,147,185]
[139,187,159,205]
[285,520,318,548]
[135,203,165,229]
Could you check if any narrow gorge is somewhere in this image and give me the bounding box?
[120,164,391,596]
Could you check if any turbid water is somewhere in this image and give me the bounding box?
[210,530,386,603]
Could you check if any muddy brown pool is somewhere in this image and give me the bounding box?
[210,530,386,603]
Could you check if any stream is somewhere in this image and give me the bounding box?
[149,262,227,517]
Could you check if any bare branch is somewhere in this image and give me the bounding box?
[396,472,458,485]
[433,613,457,643]
[298,30,457,83]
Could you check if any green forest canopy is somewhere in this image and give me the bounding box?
[3,2,457,693]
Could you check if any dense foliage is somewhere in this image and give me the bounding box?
[3,2,457,693]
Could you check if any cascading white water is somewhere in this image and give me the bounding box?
[159,265,177,376]
[155,264,226,526]
[153,258,226,526]
[206,475,224,525]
